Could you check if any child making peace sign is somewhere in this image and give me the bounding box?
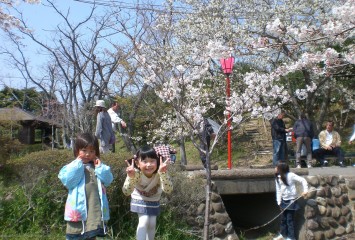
[122,146,173,240]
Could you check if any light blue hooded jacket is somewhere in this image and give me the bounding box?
[58,159,113,222]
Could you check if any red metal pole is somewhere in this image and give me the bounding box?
[226,75,232,169]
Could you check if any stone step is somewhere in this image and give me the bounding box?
[255,150,272,155]
[251,140,273,146]
[245,131,262,136]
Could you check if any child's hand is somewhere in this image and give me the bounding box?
[125,159,136,178]
[94,158,101,167]
[158,156,169,173]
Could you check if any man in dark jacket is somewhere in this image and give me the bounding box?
[271,111,292,166]
[199,118,216,168]
[293,113,314,168]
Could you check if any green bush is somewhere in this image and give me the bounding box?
[0,149,201,239]
[17,143,46,155]
[0,136,24,166]
[0,150,71,237]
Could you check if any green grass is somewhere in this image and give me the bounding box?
[0,233,63,240]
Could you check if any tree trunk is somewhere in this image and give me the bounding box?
[203,143,212,240]
[179,136,187,165]
[51,124,55,150]
[121,125,136,153]
[315,86,331,133]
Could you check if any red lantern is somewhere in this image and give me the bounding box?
[220,57,234,75]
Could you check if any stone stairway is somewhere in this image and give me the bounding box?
[242,118,273,160]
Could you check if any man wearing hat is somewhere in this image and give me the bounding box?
[94,100,115,154]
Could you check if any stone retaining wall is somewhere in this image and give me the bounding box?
[186,181,239,240]
[299,176,355,240]
[186,174,355,240]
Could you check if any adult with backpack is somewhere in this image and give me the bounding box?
[293,113,314,168]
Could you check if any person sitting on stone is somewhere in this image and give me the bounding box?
[313,120,346,167]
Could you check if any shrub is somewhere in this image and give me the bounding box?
[0,150,71,236]
[0,136,24,166]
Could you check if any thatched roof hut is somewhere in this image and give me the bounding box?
[0,108,61,144]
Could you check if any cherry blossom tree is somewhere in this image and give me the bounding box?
[132,0,354,238]
[138,0,355,147]
[246,0,355,129]
[0,0,40,32]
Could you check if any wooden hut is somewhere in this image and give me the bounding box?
[0,108,61,144]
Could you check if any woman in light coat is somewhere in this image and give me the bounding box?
[94,100,115,154]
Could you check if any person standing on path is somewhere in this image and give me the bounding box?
[293,113,314,168]
[271,110,292,166]
[107,101,127,153]
[94,100,115,154]
[273,162,308,240]
[199,118,216,168]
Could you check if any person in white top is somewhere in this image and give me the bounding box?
[349,124,355,144]
[107,101,127,153]
[273,162,308,240]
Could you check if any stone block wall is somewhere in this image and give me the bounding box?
[186,182,239,240]
[299,175,355,240]
[185,174,354,240]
